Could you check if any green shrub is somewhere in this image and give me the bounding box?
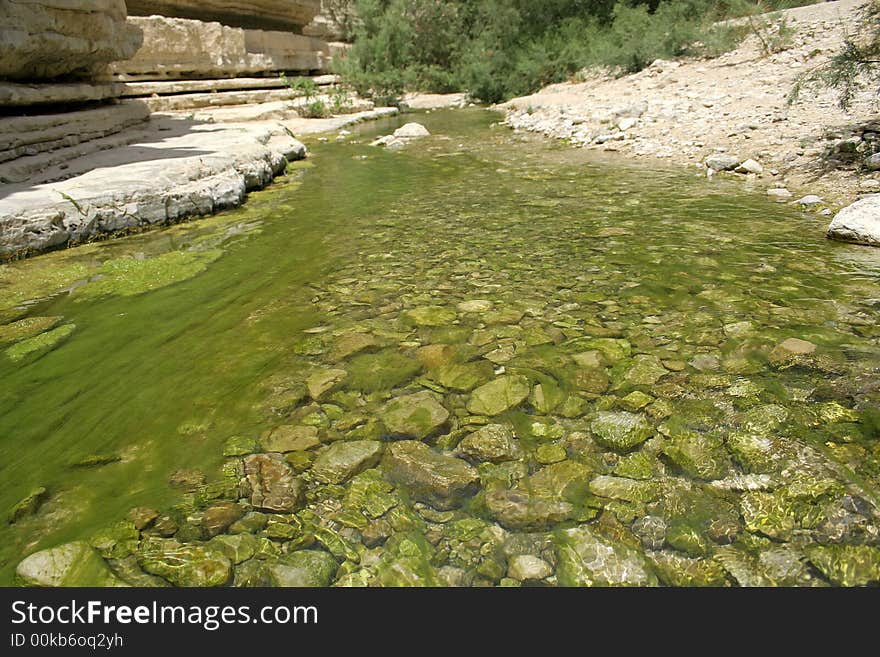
[339,0,819,103]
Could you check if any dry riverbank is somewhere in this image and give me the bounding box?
[502,0,877,211]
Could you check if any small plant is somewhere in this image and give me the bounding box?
[330,86,353,114]
[301,99,331,119]
[281,74,320,101]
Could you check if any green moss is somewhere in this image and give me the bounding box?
[0,316,62,345]
[345,349,422,392]
[6,324,75,362]
[75,250,222,299]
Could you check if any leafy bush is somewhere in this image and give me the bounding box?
[339,0,817,103]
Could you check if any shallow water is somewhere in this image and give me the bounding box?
[2,109,879,586]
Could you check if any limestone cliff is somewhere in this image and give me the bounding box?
[0,0,142,81]
[125,0,321,32]
[115,16,329,79]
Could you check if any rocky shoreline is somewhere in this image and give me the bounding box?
[500,0,880,246]
[0,107,398,261]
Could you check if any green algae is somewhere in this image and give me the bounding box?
[6,323,75,361]
[75,250,222,299]
[3,108,880,587]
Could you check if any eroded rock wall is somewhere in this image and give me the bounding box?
[125,0,321,32]
[0,0,143,81]
[113,16,329,79]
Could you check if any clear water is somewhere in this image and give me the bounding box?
[1,108,879,586]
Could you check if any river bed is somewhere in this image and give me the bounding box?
[1,108,879,586]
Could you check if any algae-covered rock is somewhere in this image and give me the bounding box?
[806,544,880,586]
[375,534,442,587]
[508,554,553,581]
[649,551,729,587]
[458,424,521,463]
[329,332,380,361]
[380,391,450,439]
[137,539,232,587]
[75,251,221,300]
[576,338,631,363]
[345,349,422,392]
[311,440,383,484]
[382,442,479,509]
[16,542,124,587]
[430,360,494,392]
[202,502,245,537]
[614,354,668,388]
[209,534,258,565]
[485,489,573,530]
[222,435,258,457]
[590,411,653,451]
[661,430,731,480]
[0,316,61,345]
[306,368,347,400]
[261,425,320,453]
[243,453,304,512]
[467,375,531,416]
[268,550,339,587]
[740,491,799,540]
[6,324,75,362]
[405,305,457,326]
[555,525,657,586]
[8,486,48,524]
[536,443,567,464]
[589,475,660,503]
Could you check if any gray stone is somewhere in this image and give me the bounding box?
[735,158,763,174]
[705,153,740,171]
[393,123,431,139]
[828,194,880,246]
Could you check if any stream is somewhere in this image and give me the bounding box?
[1,108,879,586]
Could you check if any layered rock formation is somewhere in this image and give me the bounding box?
[114,16,329,80]
[0,0,143,81]
[125,0,321,32]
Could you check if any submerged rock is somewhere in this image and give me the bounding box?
[382,441,479,510]
[311,440,384,484]
[8,486,48,524]
[267,550,339,587]
[508,554,553,581]
[405,305,457,326]
[555,525,657,586]
[138,540,231,587]
[467,375,531,415]
[457,424,521,463]
[16,542,124,587]
[261,425,320,453]
[485,489,573,531]
[243,453,303,512]
[806,544,880,586]
[590,411,653,451]
[380,391,449,439]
